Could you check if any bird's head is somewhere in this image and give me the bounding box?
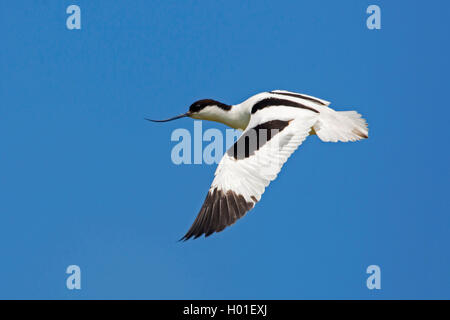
[146,99,232,123]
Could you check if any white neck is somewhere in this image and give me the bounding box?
[192,104,251,130]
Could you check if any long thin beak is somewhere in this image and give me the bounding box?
[145,113,190,123]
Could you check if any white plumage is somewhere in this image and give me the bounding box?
[148,90,369,240]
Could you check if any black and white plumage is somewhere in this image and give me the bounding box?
[147,90,369,240]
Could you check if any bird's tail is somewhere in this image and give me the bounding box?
[313,110,369,142]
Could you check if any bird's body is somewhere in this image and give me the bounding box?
[147,90,369,240]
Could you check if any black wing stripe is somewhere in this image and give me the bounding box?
[270,91,327,106]
[228,120,291,160]
[251,97,319,114]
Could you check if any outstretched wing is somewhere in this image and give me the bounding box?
[181,105,319,240]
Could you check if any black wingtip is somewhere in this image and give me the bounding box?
[179,235,191,242]
[179,231,207,242]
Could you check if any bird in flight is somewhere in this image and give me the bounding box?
[147,90,368,240]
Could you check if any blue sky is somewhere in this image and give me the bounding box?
[0,1,449,299]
